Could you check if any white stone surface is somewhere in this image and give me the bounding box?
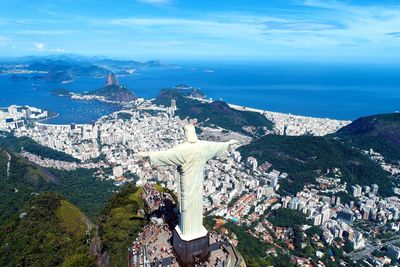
[144,125,233,239]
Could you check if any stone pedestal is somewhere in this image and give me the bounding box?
[172,226,210,267]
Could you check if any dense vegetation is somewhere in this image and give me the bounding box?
[223,222,283,267]
[167,86,205,98]
[0,192,96,267]
[0,146,146,266]
[87,85,137,102]
[0,135,79,162]
[0,148,115,226]
[205,217,293,267]
[154,89,274,136]
[239,135,392,196]
[116,112,133,120]
[335,113,400,164]
[268,208,312,227]
[0,148,54,225]
[98,184,146,267]
[49,168,116,220]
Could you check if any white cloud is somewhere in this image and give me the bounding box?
[31,43,65,53]
[105,17,264,40]
[137,0,171,6]
[17,30,77,35]
[33,43,45,50]
[89,5,400,52]
[49,48,65,52]
[10,1,396,59]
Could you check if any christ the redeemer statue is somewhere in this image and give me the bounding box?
[135,124,237,241]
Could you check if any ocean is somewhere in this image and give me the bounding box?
[1,61,399,124]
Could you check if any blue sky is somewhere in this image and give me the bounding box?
[0,0,400,61]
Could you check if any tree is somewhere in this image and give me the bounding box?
[344,239,354,253]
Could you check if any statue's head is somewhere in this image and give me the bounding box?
[184,124,199,143]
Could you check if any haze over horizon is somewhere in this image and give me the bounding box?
[1,0,400,62]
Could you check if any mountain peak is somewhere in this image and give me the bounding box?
[106,72,120,87]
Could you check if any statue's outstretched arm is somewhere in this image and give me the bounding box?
[137,148,184,167]
[208,139,238,158]
[134,152,150,159]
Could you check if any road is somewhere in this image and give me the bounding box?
[349,235,400,261]
[5,151,11,179]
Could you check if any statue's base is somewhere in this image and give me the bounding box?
[129,224,244,267]
[172,226,210,267]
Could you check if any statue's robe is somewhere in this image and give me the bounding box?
[148,140,230,239]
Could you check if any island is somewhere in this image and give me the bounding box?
[51,73,137,104]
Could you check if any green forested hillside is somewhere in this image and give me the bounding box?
[98,184,146,267]
[154,89,273,136]
[0,133,151,266]
[239,135,392,196]
[268,208,312,227]
[0,192,96,267]
[335,113,400,164]
[49,168,116,220]
[0,147,145,266]
[87,85,137,102]
[0,149,54,225]
[0,149,115,226]
[206,216,292,267]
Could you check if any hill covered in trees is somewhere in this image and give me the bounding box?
[335,113,400,164]
[0,147,146,265]
[268,208,312,227]
[0,192,96,266]
[0,148,115,226]
[0,148,55,225]
[86,85,137,102]
[238,135,392,196]
[0,150,147,266]
[154,89,273,136]
[98,185,146,266]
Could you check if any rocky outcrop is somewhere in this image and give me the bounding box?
[105,73,119,87]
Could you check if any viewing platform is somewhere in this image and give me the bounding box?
[128,224,245,267]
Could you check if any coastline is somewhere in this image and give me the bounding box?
[188,96,350,122]
[227,103,351,123]
[185,96,351,136]
[36,112,60,123]
[34,96,351,136]
[228,102,351,136]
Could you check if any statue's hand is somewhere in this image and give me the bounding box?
[228,139,239,146]
[134,152,150,159]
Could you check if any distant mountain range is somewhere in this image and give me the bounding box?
[1,54,167,82]
[9,59,109,82]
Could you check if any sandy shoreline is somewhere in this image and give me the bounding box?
[228,103,351,136]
